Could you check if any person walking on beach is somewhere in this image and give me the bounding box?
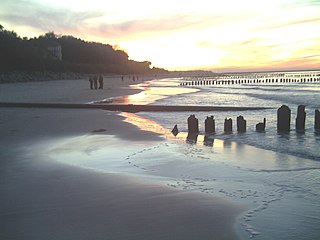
[93,75,98,90]
[98,74,104,89]
[89,76,94,89]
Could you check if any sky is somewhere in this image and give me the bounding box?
[1,0,320,72]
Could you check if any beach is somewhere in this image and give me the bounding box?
[2,1,320,238]
[0,77,243,240]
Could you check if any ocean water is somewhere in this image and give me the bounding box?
[128,74,320,161]
[110,71,320,239]
[49,71,320,240]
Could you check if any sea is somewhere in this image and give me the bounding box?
[120,70,320,239]
[51,70,320,240]
[133,71,320,162]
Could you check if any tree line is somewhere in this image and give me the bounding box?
[0,25,168,74]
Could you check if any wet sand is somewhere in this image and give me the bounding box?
[0,77,243,240]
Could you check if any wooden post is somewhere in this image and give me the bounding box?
[256,118,266,132]
[204,136,214,146]
[187,114,199,134]
[315,109,320,133]
[237,115,246,133]
[205,116,215,134]
[186,133,198,144]
[295,105,306,132]
[224,118,233,133]
[277,105,291,133]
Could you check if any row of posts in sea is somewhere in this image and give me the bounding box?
[171,105,320,137]
[180,74,320,86]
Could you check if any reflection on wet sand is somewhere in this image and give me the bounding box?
[204,135,214,146]
[121,112,239,153]
[186,133,198,144]
[121,112,168,135]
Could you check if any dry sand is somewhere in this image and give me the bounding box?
[0,76,243,240]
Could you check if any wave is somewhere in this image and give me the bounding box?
[245,93,320,108]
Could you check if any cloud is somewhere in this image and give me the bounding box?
[281,0,320,8]
[1,0,319,71]
[211,54,320,72]
[0,0,104,33]
[0,0,231,41]
[253,16,320,32]
[265,56,320,71]
[87,14,227,41]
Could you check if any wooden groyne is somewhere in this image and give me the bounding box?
[0,102,271,112]
[181,77,320,86]
[180,72,320,86]
[185,105,320,135]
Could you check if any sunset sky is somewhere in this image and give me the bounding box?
[1,0,320,72]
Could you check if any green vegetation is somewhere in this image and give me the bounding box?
[0,25,167,74]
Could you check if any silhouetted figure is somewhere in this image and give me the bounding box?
[98,75,104,89]
[277,105,291,133]
[205,116,215,134]
[171,124,179,136]
[133,76,135,81]
[187,114,199,134]
[256,118,266,132]
[237,115,246,133]
[295,105,306,132]
[93,75,98,90]
[89,76,93,89]
[186,133,198,144]
[224,118,233,133]
[121,76,124,81]
[315,109,320,132]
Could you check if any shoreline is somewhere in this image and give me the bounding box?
[0,77,244,240]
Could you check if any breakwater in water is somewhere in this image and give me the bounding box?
[180,71,320,86]
[183,105,320,136]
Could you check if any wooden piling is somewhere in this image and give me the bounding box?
[315,109,320,132]
[187,114,199,134]
[237,115,246,133]
[256,118,266,132]
[186,133,198,144]
[204,136,214,146]
[224,118,233,133]
[277,105,291,133]
[205,116,215,134]
[295,105,306,132]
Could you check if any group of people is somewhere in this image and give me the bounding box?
[89,75,104,89]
